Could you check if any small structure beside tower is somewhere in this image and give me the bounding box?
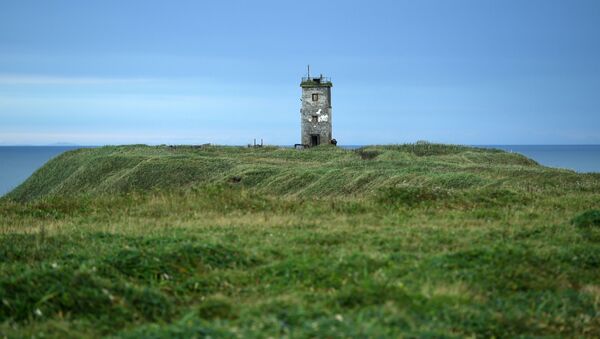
[300,66,333,147]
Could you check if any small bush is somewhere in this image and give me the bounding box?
[572,210,600,242]
[571,210,600,229]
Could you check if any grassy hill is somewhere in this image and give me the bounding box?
[1,144,599,337]
[6,143,596,202]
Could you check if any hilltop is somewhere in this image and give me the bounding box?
[1,144,599,337]
[6,143,596,202]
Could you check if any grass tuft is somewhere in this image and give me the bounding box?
[572,210,600,229]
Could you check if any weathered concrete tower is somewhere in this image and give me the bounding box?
[300,70,333,147]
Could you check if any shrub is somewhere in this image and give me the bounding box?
[572,210,600,242]
[571,210,600,229]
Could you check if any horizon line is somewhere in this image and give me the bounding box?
[1,143,600,147]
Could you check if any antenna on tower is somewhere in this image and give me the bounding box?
[307,65,310,78]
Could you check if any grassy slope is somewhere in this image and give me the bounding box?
[1,144,599,337]
[6,143,596,202]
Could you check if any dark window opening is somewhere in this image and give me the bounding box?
[312,93,319,101]
[312,115,318,123]
[310,134,320,147]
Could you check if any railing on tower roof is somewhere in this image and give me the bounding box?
[301,76,333,87]
[301,76,331,83]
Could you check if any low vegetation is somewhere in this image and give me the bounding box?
[1,144,599,337]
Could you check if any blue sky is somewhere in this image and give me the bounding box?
[1,0,599,145]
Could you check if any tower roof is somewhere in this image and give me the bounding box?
[300,76,333,88]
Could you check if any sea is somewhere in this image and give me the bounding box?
[0,145,599,197]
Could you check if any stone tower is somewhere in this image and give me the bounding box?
[300,71,333,147]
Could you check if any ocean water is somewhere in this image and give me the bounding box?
[0,146,84,197]
[0,145,599,197]
[480,145,600,173]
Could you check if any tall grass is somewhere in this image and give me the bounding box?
[0,144,598,337]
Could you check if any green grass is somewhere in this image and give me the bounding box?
[0,144,599,337]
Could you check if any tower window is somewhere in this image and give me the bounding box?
[312,93,319,101]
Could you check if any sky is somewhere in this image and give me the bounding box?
[0,0,599,146]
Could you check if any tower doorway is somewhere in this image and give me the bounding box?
[310,134,320,147]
